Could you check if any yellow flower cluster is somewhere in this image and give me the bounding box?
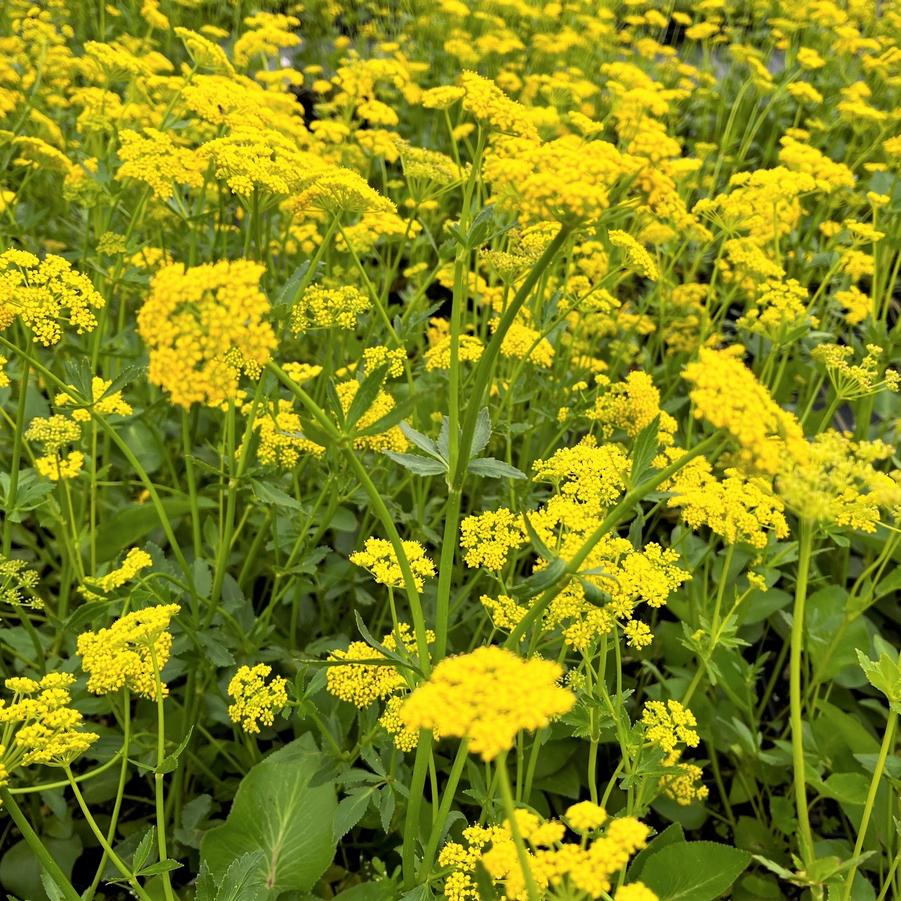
[425,319,484,371]
[608,230,659,280]
[737,279,816,344]
[642,700,699,755]
[326,623,428,711]
[253,400,324,468]
[82,548,152,598]
[496,320,555,367]
[666,457,789,548]
[138,260,276,408]
[0,249,105,345]
[227,664,288,734]
[484,134,638,223]
[377,694,420,752]
[642,701,708,807]
[77,604,180,700]
[400,646,574,760]
[291,284,371,332]
[591,371,677,440]
[777,431,901,532]
[200,127,319,198]
[349,538,435,590]
[0,557,41,609]
[459,508,525,570]
[459,71,537,139]
[335,379,409,452]
[777,136,855,192]
[55,377,133,421]
[695,167,817,244]
[533,436,630,509]
[117,128,205,199]
[25,414,84,481]
[812,343,899,399]
[440,811,653,900]
[683,346,808,475]
[0,673,98,774]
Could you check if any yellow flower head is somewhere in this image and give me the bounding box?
[641,699,699,754]
[227,664,288,734]
[77,604,180,700]
[0,250,105,346]
[0,672,98,772]
[137,260,276,409]
[400,646,575,760]
[349,538,435,590]
[683,346,808,475]
[460,508,525,570]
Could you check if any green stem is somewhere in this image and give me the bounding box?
[418,740,470,879]
[402,731,433,888]
[505,433,721,648]
[149,647,177,901]
[497,754,539,901]
[790,519,816,867]
[86,691,131,900]
[2,332,33,556]
[65,770,154,901]
[842,710,897,901]
[0,788,81,901]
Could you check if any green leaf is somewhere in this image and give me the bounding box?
[383,452,447,476]
[640,841,751,900]
[398,422,442,460]
[630,415,660,486]
[274,261,313,309]
[510,558,568,601]
[856,648,901,709]
[132,827,155,872]
[251,479,307,512]
[345,364,390,431]
[214,852,269,901]
[629,823,685,880]
[471,407,492,457]
[467,457,527,480]
[158,726,194,774]
[200,735,337,895]
[334,789,373,840]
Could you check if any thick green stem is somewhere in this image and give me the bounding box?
[402,731,433,888]
[0,788,81,901]
[790,519,816,867]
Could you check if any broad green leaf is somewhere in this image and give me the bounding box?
[251,479,306,511]
[92,494,213,563]
[629,823,685,879]
[640,841,751,900]
[200,735,337,895]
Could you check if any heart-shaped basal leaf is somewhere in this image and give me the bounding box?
[200,734,337,896]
